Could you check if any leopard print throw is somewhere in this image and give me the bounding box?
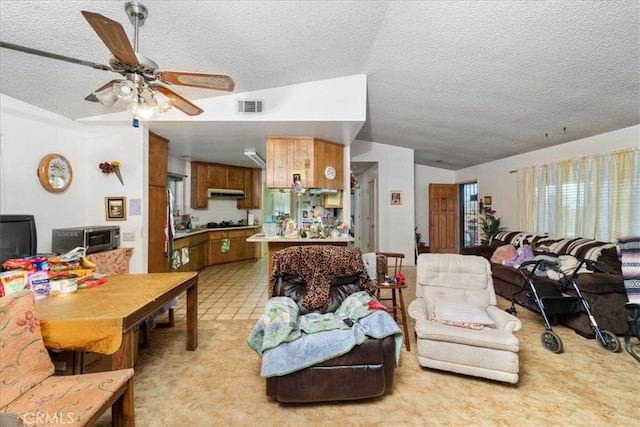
[270,245,375,310]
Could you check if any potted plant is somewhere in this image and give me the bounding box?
[479,208,506,245]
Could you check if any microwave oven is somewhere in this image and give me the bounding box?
[51,226,120,254]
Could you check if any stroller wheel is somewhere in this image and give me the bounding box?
[596,329,621,353]
[541,331,563,353]
[505,307,517,316]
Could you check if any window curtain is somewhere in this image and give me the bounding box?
[518,148,639,241]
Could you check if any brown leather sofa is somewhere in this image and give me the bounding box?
[264,246,397,403]
[462,231,627,338]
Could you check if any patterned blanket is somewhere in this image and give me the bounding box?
[247,291,403,377]
[617,236,640,303]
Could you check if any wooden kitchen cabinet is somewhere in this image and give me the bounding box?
[172,233,208,272]
[227,167,245,190]
[207,164,228,188]
[237,168,262,209]
[206,228,259,266]
[266,137,343,189]
[207,231,229,266]
[190,162,209,209]
[172,235,190,272]
[149,132,169,187]
[148,132,170,273]
[250,168,262,209]
[188,233,208,271]
[192,161,259,210]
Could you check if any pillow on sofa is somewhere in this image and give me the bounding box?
[491,244,517,264]
[431,299,495,329]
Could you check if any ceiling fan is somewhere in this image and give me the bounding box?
[0,1,234,125]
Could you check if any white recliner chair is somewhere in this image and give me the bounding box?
[408,253,522,383]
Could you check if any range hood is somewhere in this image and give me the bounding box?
[308,188,339,195]
[207,188,246,199]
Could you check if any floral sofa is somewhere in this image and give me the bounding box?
[462,231,628,338]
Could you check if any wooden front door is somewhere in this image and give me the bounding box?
[429,184,458,253]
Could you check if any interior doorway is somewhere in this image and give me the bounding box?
[429,183,458,253]
[367,178,377,252]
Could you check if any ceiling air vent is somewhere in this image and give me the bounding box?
[237,99,264,114]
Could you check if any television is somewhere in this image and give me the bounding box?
[0,214,37,268]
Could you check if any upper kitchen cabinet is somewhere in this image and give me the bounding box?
[192,161,261,210]
[205,164,244,190]
[266,137,344,189]
[149,132,169,187]
[237,168,262,209]
[190,162,209,209]
[207,164,228,188]
[227,167,245,190]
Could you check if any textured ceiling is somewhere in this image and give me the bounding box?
[1,1,638,170]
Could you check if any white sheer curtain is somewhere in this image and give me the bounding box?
[518,148,639,241]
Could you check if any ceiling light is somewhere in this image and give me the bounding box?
[112,80,136,101]
[152,91,172,112]
[90,74,179,126]
[127,97,154,121]
[244,149,266,167]
[93,86,118,107]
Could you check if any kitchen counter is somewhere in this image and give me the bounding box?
[246,233,353,243]
[174,225,260,239]
[246,233,354,280]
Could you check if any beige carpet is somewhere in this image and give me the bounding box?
[96,298,639,427]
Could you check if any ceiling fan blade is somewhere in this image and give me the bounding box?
[0,41,111,71]
[156,71,235,91]
[81,10,139,66]
[152,86,204,116]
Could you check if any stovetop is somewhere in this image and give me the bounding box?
[205,221,245,229]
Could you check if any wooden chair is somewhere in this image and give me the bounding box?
[375,252,410,351]
[0,290,135,426]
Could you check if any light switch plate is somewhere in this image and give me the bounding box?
[123,232,135,242]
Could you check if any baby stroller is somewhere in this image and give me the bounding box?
[506,258,621,354]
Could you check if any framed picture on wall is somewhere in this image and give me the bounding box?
[105,197,127,221]
[484,196,492,205]
[390,191,402,205]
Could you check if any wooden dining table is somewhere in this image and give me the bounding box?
[35,272,198,371]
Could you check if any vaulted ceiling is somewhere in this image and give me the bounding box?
[1,1,638,170]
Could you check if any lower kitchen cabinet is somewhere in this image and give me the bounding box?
[173,232,208,272]
[207,228,259,266]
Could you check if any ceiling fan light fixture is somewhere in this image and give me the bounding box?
[93,86,118,107]
[112,80,136,101]
[152,90,172,112]
[127,96,154,119]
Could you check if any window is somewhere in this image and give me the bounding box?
[460,182,479,247]
[519,148,639,241]
[168,174,186,217]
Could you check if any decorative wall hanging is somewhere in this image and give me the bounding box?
[105,197,127,221]
[99,161,124,186]
[390,191,402,205]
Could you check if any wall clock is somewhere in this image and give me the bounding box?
[38,153,73,193]
[324,165,336,180]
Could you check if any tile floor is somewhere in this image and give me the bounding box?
[172,257,270,322]
[171,255,417,322]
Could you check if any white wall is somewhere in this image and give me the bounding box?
[351,140,416,264]
[414,165,456,245]
[0,94,147,272]
[455,125,640,231]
